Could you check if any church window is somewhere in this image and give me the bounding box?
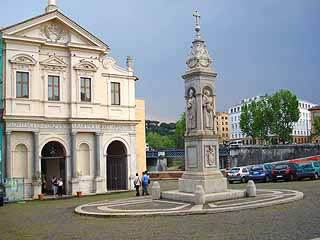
[16,72,29,98]
[111,82,120,105]
[48,76,60,101]
[81,77,91,102]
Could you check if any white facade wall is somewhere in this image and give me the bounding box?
[228,96,317,141]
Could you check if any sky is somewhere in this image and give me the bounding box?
[1,0,320,122]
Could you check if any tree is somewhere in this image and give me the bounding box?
[269,89,299,143]
[175,113,186,149]
[312,116,320,140]
[239,99,272,143]
[146,132,175,149]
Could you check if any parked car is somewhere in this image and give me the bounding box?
[296,161,320,180]
[271,163,298,181]
[227,167,250,183]
[249,164,274,182]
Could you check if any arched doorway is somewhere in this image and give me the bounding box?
[106,141,128,190]
[41,141,66,194]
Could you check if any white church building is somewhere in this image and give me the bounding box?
[0,0,143,198]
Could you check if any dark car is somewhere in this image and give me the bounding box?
[249,164,273,182]
[296,162,320,180]
[272,163,298,182]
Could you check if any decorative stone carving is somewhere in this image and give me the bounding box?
[101,57,116,70]
[9,54,37,65]
[41,23,69,43]
[186,40,212,69]
[74,60,98,72]
[202,89,215,130]
[187,88,197,131]
[205,145,216,167]
[40,56,67,71]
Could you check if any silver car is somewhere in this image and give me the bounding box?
[227,167,250,184]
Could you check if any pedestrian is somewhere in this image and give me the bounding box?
[58,178,63,197]
[133,173,141,196]
[141,171,149,196]
[51,176,57,195]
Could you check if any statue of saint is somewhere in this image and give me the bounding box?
[202,89,215,129]
[205,145,216,167]
[187,88,197,131]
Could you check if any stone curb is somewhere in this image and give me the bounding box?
[74,189,303,218]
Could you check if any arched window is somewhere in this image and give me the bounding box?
[13,144,28,178]
[77,143,90,176]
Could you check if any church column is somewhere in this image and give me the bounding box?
[94,132,102,177]
[32,131,42,198]
[94,132,104,193]
[5,131,11,178]
[33,131,40,176]
[71,131,77,178]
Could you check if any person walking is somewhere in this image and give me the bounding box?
[133,173,141,196]
[141,171,149,196]
[57,178,63,197]
[51,176,57,195]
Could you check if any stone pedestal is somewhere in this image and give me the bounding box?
[70,178,80,195]
[94,177,105,194]
[32,182,42,199]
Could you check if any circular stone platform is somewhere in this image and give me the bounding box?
[74,189,303,217]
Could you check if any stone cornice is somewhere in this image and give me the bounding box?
[182,69,217,79]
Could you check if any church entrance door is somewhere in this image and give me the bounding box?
[41,141,66,194]
[107,141,127,191]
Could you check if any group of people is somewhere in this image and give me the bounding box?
[133,171,150,196]
[51,176,64,196]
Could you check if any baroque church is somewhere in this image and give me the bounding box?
[0,0,146,198]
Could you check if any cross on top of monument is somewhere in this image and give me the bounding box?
[193,10,201,40]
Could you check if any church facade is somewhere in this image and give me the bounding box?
[0,1,145,198]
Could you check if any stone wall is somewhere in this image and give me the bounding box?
[229,144,320,167]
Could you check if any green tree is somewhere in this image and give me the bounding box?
[175,113,186,149]
[146,132,175,149]
[312,116,320,140]
[269,89,299,143]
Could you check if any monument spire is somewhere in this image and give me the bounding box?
[46,0,58,13]
[193,10,201,40]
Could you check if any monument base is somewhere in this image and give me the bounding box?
[161,189,246,204]
[179,170,228,193]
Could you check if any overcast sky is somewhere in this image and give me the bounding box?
[1,0,320,122]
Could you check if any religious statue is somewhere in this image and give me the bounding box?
[202,89,215,130]
[187,88,197,131]
[205,145,216,167]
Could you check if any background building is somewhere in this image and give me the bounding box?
[0,1,145,199]
[216,112,229,143]
[228,96,317,144]
[309,106,320,143]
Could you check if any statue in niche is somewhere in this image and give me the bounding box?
[202,89,215,129]
[205,145,216,167]
[187,88,197,131]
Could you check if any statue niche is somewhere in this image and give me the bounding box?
[187,88,197,131]
[202,88,215,130]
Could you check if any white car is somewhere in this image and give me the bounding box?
[227,167,250,183]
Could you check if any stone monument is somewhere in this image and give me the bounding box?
[162,11,245,203]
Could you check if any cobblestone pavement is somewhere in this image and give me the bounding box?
[0,180,320,240]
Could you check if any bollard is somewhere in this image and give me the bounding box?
[151,181,161,200]
[246,180,256,197]
[194,185,205,205]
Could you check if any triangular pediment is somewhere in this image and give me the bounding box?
[40,55,67,67]
[1,10,109,52]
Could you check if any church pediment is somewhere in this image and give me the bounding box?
[1,10,109,52]
[9,54,37,65]
[74,60,98,72]
[40,56,67,67]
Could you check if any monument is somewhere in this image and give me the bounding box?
[162,11,245,203]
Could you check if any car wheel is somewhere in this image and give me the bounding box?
[314,173,319,180]
[241,177,246,183]
[265,176,270,183]
[228,180,233,184]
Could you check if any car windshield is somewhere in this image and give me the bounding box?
[230,168,240,173]
[274,165,288,170]
[302,164,312,168]
[251,167,263,171]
